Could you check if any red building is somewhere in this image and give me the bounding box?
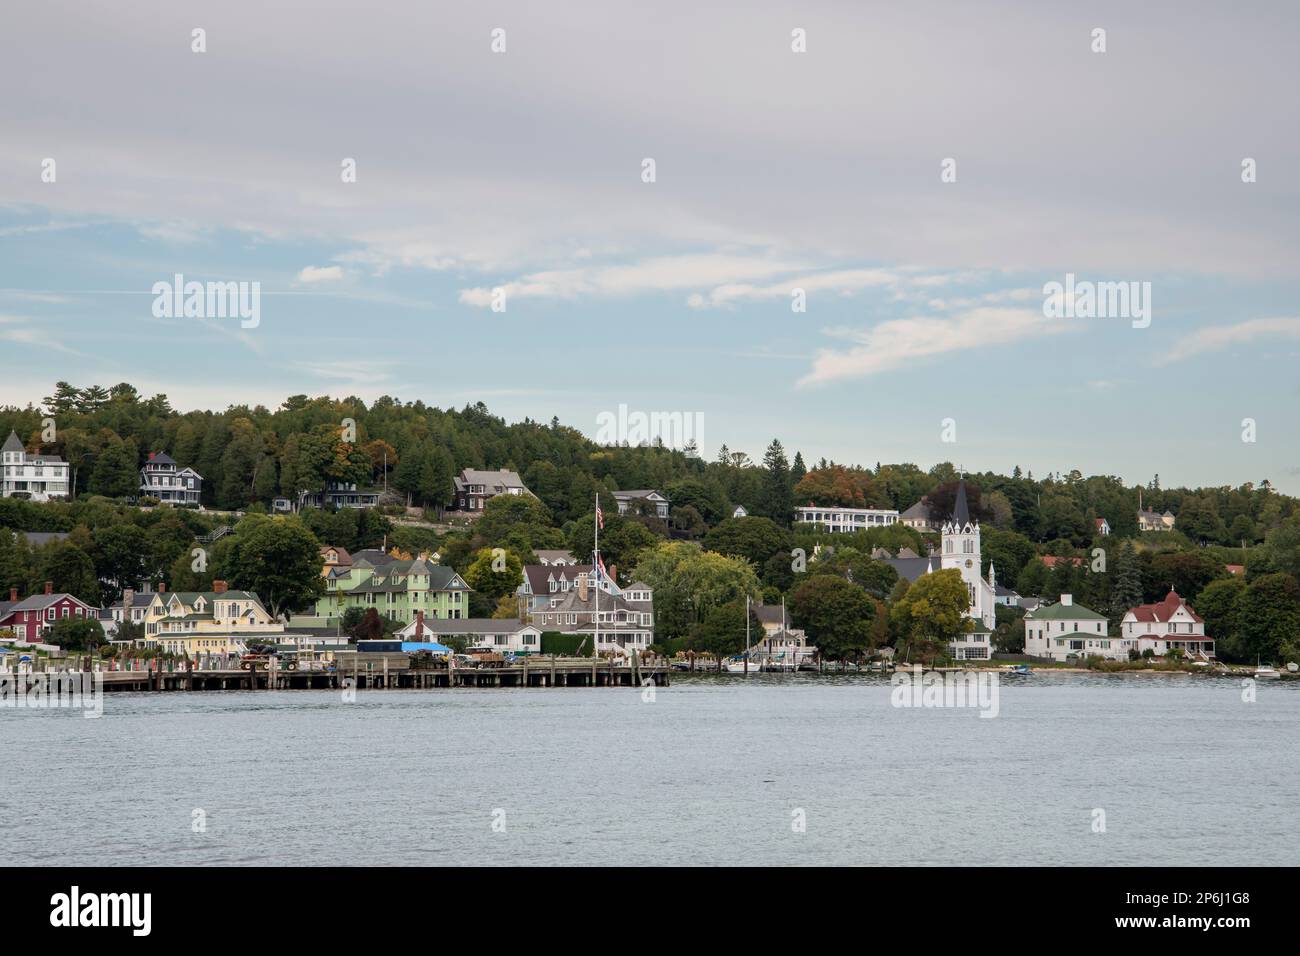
[0,583,99,643]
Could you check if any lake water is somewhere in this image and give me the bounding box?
[4,672,1296,866]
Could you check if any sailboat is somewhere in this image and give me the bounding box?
[725,595,758,673]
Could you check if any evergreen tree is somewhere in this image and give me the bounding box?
[755,439,792,525]
[1111,540,1144,624]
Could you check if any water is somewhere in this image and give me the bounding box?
[4,672,1296,866]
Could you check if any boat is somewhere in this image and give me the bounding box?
[1001,664,1032,676]
[1254,663,1281,680]
[1288,662,1299,674]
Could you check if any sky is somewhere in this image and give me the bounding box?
[1,0,1298,492]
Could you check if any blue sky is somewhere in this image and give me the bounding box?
[1,1,1298,492]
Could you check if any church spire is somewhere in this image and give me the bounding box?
[952,479,970,527]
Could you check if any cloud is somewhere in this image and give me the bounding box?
[296,265,344,283]
[1157,317,1300,365]
[797,306,1065,387]
[458,253,810,307]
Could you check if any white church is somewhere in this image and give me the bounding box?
[940,480,997,660]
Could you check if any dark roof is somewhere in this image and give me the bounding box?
[1,431,23,454]
[147,451,177,465]
[523,564,594,595]
[881,556,940,583]
[951,480,970,526]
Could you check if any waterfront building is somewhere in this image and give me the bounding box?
[306,554,471,628]
[139,450,202,504]
[795,504,901,533]
[752,602,817,665]
[139,581,286,656]
[1023,594,1125,661]
[1121,589,1215,659]
[396,613,542,653]
[527,572,654,655]
[0,583,98,642]
[1,430,70,502]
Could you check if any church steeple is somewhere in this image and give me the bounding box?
[952,479,970,527]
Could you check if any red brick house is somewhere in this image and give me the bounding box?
[0,583,99,643]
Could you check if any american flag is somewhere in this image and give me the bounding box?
[595,502,604,529]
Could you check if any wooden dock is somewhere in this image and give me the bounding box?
[80,654,669,692]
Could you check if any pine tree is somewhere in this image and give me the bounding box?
[1111,540,1144,623]
[755,439,792,526]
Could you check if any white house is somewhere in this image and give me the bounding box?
[1,430,70,502]
[940,481,997,660]
[139,450,203,504]
[402,616,543,653]
[732,505,748,518]
[1095,517,1111,536]
[752,603,817,665]
[796,504,900,533]
[1121,589,1215,659]
[1023,594,1127,661]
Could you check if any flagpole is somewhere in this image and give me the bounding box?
[594,493,600,657]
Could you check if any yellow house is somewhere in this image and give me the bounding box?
[141,581,286,656]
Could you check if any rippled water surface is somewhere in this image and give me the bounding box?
[4,672,1296,865]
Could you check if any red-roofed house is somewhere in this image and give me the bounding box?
[1095,517,1111,535]
[1121,589,1214,659]
[1040,555,1085,569]
[0,583,99,643]
[1225,564,1245,576]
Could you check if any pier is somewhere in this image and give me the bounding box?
[67,654,670,693]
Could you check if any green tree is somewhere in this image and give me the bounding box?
[216,517,323,619]
[788,575,875,661]
[48,615,105,651]
[90,436,138,498]
[890,568,970,662]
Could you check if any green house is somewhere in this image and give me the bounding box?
[304,555,472,628]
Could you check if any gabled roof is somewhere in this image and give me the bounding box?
[8,592,95,612]
[1125,589,1203,624]
[1025,600,1107,622]
[613,489,665,500]
[147,451,177,465]
[900,499,931,519]
[523,564,594,595]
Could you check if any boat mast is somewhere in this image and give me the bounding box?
[745,593,751,674]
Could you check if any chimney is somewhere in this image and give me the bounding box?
[44,581,53,595]
[158,582,166,593]
[608,564,617,585]
[148,451,155,461]
[415,609,424,639]
[577,572,589,603]
[1061,593,1073,606]
[8,587,16,602]
[212,580,228,594]
[122,587,134,610]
